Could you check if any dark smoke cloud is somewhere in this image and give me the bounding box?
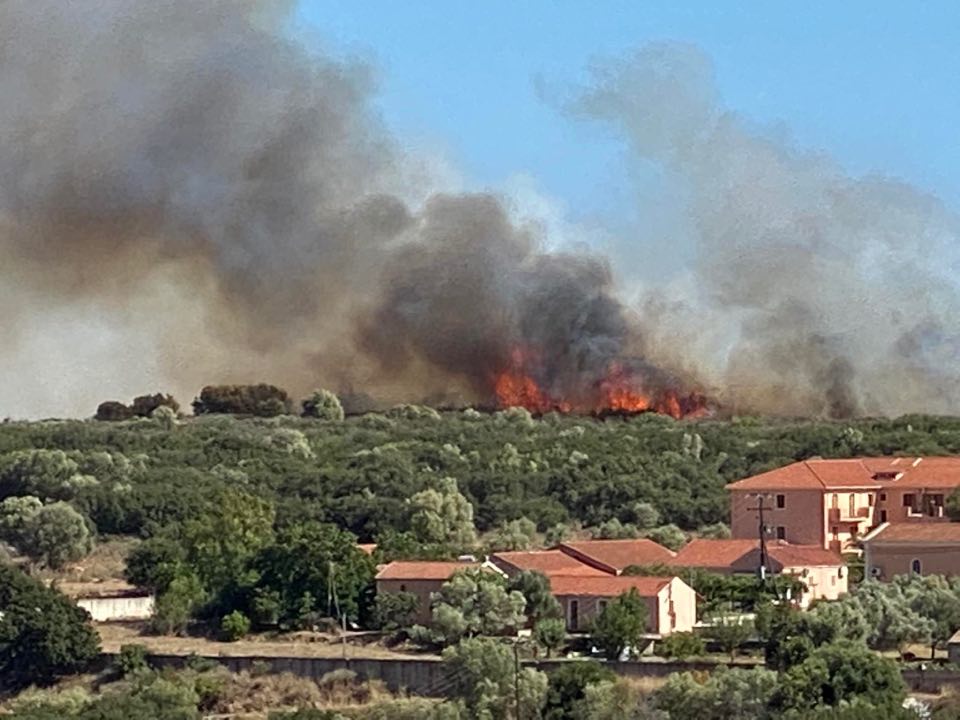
[0,5,956,418]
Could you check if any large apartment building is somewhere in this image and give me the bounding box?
[727,457,960,553]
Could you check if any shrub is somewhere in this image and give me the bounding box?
[220,611,251,641]
[657,631,705,659]
[116,643,149,677]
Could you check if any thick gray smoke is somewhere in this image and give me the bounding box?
[0,0,668,417]
[0,4,955,418]
[572,44,960,417]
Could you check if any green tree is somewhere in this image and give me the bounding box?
[0,564,100,687]
[643,524,687,551]
[125,536,186,593]
[130,393,180,418]
[192,384,293,417]
[181,488,275,600]
[590,589,648,660]
[534,618,567,657]
[219,610,251,641]
[373,591,420,631]
[657,631,705,660]
[95,400,134,422]
[542,661,615,720]
[0,497,93,569]
[488,517,538,551]
[148,572,207,635]
[301,389,345,421]
[442,637,547,720]
[574,679,664,720]
[775,641,906,711]
[252,522,375,627]
[409,477,477,550]
[697,522,732,539]
[629,502,660,530]
[653,666,778,720]
[415,569,526,647]
[708,616,754,661]
[508,570,562,623]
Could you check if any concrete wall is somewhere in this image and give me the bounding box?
[77,595,155,622]
[103,651,960,698]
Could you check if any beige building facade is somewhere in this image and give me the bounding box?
[728,457,960,553]
[550,575,696,636]
[863,523,960,581]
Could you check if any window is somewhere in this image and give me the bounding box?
[903,493,916,508]
[598,600,608,613]
[569,600,579,631]
[848,494,856,517]
[933,494,945,506]
[831,575,836,586]
[879,493,887,502]
[399,584,406,592]
[911,559,922,575]
[832,526,839,539]
[879,510,888,523]
[831,493,839,509]
[776,494,786,509]
[868,494,875,506]
[776,526,786,540]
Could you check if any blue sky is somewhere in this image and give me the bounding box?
[297,1,960,229]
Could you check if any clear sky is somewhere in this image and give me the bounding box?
[297,1,960,230]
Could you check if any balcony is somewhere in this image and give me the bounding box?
[828,506,871,523]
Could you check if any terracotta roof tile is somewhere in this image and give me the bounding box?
[557,540,676,573]
[865,523,960,544]
[672,539,843,570]
[727,457,960,492]
[672,539,759,568]
[549,575,673,597]
[490,550,607,577]
[375,561,476,581]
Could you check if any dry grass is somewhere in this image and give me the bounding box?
[96,623,430,660]
[40,536,140,587]
[199,667,393,717]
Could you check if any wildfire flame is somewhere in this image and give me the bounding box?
[493,348,709,419]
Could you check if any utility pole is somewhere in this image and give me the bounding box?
[747,494,772,581]
[514,640,521,720]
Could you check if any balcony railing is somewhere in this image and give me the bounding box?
[828,507,871,523]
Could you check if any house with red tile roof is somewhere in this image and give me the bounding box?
[555,539,676,575]
[672,538,847,607]
[727,457,960,553]
[374,560,503,624]
[549,575,696,636]
[863,522,960,581]
[489,550,608,578]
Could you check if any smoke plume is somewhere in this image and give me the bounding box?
[0,4,956,418]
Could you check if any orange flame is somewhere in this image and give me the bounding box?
[494,347,710,419]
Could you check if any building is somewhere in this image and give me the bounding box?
[672,538,847,607]
[554,539,676,575]
[489,550,609,578]
[727,457,960,553]
[58,582,155,622]
[863,522,960,580]
[549,575,696,636]
[375,560,496,624]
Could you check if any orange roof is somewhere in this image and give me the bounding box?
[865,523,960,544]
[672,539,844,570]
[375,561,476,581]
[672,539,760,568]
[490,550,607,577]
[727,457,960,492]
[549,575,673,598]
[557,539,676,573]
